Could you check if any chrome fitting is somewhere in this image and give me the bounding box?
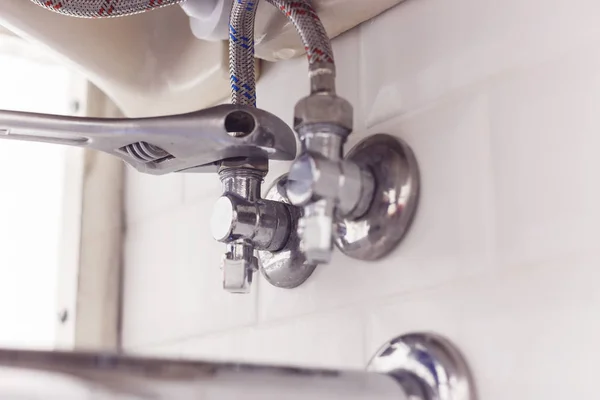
[287,153,374,218]
[287,152,375,264]
[211,194,290,252]
[308,61,337,94]
[296,199,335,263]
[287,91,377,264]
[212,161,293,293]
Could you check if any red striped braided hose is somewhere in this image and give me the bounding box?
[29,0,185,18]
[229,0,335,106]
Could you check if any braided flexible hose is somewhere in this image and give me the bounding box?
[29,0,184,18]
[229,0,259,106]
[229,0,335,106]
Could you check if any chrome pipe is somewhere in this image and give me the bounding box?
[0,333,475,400]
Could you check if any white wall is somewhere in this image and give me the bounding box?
[122,0,600,397]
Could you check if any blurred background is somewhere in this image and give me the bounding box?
[0,30,78,349]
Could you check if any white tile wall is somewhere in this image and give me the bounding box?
[123,201,257,348]
[125,172,184,226]
[366,251,600,400]
[122,0,600,394]
[177,309,366,369]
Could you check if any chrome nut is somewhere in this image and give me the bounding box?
[293,94,353,133]
[298,200,334,264]
[218,157,269,174]
[308,61,336,93]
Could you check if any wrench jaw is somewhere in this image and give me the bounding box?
[0,104,298,175]
[115,105,298,175]
[113,141,281,175]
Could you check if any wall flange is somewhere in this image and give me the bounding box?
[258,175,318,289]
[334,134,420,260]
[258,134,419,289]
[368,333,475,400]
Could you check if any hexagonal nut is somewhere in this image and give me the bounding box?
[218,158,269,174]
[293,94,353,132]
[299,214,334,264]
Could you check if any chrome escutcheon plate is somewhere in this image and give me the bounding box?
[334,134,420,260]
[258,174,318,289]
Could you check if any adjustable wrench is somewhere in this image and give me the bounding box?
[0,104,297,173]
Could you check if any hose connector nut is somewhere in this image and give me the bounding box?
[293,94,353,133]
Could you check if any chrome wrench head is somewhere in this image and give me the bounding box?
[0,104,297,174]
